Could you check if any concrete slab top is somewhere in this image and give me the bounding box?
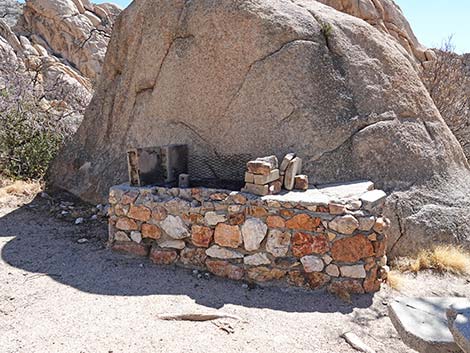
[389,297,470,353]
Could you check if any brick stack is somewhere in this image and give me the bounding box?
[243,156,282,196]
[243,154,309,196]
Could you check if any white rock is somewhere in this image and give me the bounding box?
[241,218,268,251]
[77,238,88,244]
[325,264,340,277]
[358,216,376,231]
[266,229,291,257]
[75,217,84,225]
[360,189,387,211]
[340,265,366,278]
[204,211,227,226]
[158,239,185,249]
[244,253,271,266]
[342,332,376,353]
[114,231,130,242]
[160,215,189,239]
[130,231,142,243]
[329,215,359,234]
[301,255,324,272]
[206,245,244,259]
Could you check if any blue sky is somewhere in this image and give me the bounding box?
[97,0,470,53]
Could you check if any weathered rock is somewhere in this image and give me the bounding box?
[329,215,359,234]
[206,245,243,260]
[247,267,286,282]
[130,231,142,243]
[256,155,278,169]
[358,216,376,231]
[204,211,227,226]
[206,259,244,280]
[180,247,207,268]
[244,253,271,266]
[266,215,285,228]
[157,239,185,250]
[331,235,374,262]
[266,229,291,257]
[149,248,178,265]
[241,218,267,251]
[191,225,213,248]
[214,223,242,248]
[160,215,189,239]
[300,255,324,272]
[50,0,470,256]
[328,280,364,295]
[112,241,149,257]
[115,217,138,231]
[447,306,470,353]
[292,232,329,257]
[389,297,470,353]
[325,264,340,277]
[340,265,366,279]
[285,214,321,231]
[141,223,162,240]
[305,272,330,289]
[128,204,151,222]
[114,231,130,242]
[342,332,376,353]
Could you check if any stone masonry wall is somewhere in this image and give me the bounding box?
[108,184,389,295]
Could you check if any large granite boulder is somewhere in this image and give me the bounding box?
[49,0,470,257]
[316,0,434,64]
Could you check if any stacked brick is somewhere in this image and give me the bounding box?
[243,154,309,196]
[108,183,390,295]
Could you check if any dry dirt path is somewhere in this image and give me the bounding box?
[0,187,468,353]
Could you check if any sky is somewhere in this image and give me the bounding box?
[97,0,470,53]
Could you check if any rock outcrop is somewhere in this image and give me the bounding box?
[15,0,121,82]
[50,0,470,257]
[316,0,434,64]
[0,0,121,126]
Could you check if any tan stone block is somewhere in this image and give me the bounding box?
[243,183,269,196]
[268,179,282,195]
[244,172,255,183]
[206,259,244,280]
[149,248,178,265]
[246,160,272,175]
[284,157,302,190]
[294,175,309,191]
[253,169,280,185]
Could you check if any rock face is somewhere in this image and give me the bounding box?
[0,0,22,27]
[50,0,470,257]
[316,0,434,64]
[15,0,121,82]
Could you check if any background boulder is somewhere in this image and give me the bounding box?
[49,0,470,257]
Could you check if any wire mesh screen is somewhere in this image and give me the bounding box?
[189,153,251,190]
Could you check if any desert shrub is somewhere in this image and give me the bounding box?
[0,62,88,180]
[421,37,470,159]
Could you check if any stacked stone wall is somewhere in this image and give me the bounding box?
[108,184,389,294]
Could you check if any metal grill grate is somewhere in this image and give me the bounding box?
[189,153,251,190]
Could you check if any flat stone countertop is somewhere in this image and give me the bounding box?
[112,180,386,210]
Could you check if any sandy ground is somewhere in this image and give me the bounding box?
[0,182,469,353]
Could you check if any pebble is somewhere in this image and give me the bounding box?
[77,238,88,243]
[75,217,84,225]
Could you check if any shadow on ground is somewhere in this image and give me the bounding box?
[0,194,376,314]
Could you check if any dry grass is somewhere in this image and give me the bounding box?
[0,179,43,198]
[386,270,406,291]
[393,245,470,276]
